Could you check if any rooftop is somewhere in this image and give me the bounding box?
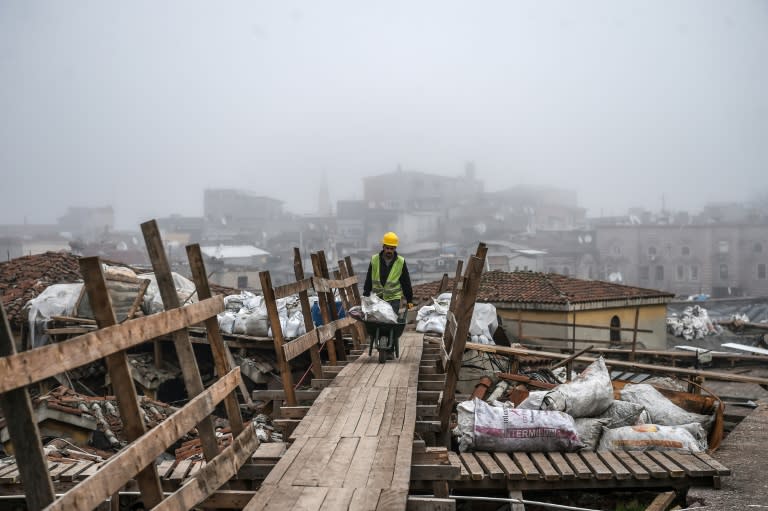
[412,269,675,306]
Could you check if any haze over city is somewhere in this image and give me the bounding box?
[1,1,766,230]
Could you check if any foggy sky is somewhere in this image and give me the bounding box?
[1,1,766,230]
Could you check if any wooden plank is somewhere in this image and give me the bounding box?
[48,368,241,511]
[59,460,95,482]
[260,270,297,406]
[312,275,359,293]
[644,491,676,511]
[155,424,260,511]
[294,248,324,380]
[530,452,560,481]
[628,451,669,479]
[319,488,355,510]
[187,243,247,431]
[349,488,381,511]
[243,484,280,511]
[447,451,469,480]
[344,436,380,488]
[491,452,524,480]
[283,330,320,362]
[563,452,593,479]
[291,436,340,487]
[48,461,76,480]
[169,460,193,482]
[662,451,712,477]
[459,453,485,480]
[474,451,505,480]
[597,451,632,480]
[272,277,315,299]
[367,435,399,488]
[318,436,359,487]
[580,451,613,480]
[0,305,56,510]
[0,297,221,394]
[143,221,220,462]
[645,451,684,478]
[80,257,165,508]
[377,489,408,511]
[693,452,731,476]
[512,452,541,481]
[546,452,575,480]
[201,490,258,509]
[612,450,651,480]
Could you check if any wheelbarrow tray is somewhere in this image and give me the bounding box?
[361,317,406,363]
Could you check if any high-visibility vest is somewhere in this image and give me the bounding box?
[371,254,404,301]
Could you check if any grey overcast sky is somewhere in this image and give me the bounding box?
[1,1,766,229]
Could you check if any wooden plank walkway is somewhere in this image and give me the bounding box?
[243,330,424,511]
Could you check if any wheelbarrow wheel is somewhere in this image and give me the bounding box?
[378,348,386,364]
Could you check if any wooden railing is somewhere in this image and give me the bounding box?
[0,219,253,511]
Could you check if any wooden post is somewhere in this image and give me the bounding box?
[79,258,164,508]
[631,307,640,362]
[186,244,246,434]
[311,253,337,365]
[443,260,464,353]
[294,248,323,379]
[259,270,297,406]
[0,305,56,511]
[338,259,363,350]
[318,251,347,361]
[437,273,450,294]
[140,220,219,462]
[343,255,362,304]
[439,252,486,444]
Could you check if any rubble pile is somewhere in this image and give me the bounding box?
[415,292,498,344]
[217,290,309,338]
[666,305,723,340]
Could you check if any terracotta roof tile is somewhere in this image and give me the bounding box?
[412,270,674,306]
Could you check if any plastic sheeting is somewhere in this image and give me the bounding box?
[25,283,83,348]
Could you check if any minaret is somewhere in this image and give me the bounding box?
[318,171,332,216]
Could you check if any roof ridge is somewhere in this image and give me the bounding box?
[542,272,570,301]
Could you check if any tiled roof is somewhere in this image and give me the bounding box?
[0,251,84,326]
[0,251,239,328]
[412,270,674,306]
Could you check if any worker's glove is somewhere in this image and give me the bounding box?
[407,303,415,310]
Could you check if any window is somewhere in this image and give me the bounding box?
[610,316,621,346]
[639,266,649,280]
[655,265,664,281]
[719,264,728,280]
[676,265,685,281]
[647,246,657,257]
[756,243,764,254]
[718,241,729,254]
[237,275,248,289]
[759,264,767,280]
[690,265,699,281]
[681,246,690,256]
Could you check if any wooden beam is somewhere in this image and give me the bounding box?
[644,491,676,511]
[311,253,337,364]
[465,343,768,385]
[283,330,320,362]
[48,369,242,511]
[312,275,359,293]
[272,277,315,300]
[154,422,259,511]
[186,243,246,434]
[141,220,219,462]
[0,297,221,394]
[317,250,347,361]
[0,305,55,511]
[80,257,164,508]
[294,248,323,380]
[260,270,297,406]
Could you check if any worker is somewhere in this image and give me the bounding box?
[363,231,414,314]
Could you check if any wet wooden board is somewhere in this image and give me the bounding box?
[474,452,505,480]
[448,451,470,480]
[580,452,613,480]
[597,451,632,480]
[459,453,485,480]
[491,452,524,480]
[564,452,593,479]
[645,451,684,478]
[693,452,731,476]
[546,452,575,480]
[530,452,559,481]
[663,451,711,477]
[612,450,651,480]
[627,451,670,479]
[512,453,541,481]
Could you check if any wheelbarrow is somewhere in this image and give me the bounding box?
[362,313,407,363]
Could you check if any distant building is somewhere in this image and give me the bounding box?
[57,206,114,241]
[413,270,674,350]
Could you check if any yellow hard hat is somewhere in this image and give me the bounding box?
[382,231,399,247]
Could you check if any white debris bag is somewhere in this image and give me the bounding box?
[468,398,583,452]
[361,294,398,323]
[516,390,548,410]
[541,357,613,418]
[619,384,714,431]
[595,400,647,428]
[24,283,83,347]
[573,418,610,451]
[598,424,705,452]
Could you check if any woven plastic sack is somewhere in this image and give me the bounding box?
[361,294,398,323]
[541,357,613,418]
[595,400,647,428]
[573,418,610,451]
[472,398,583,452]
[619,384,713,431]
[516,390,548,410]
[598,424,705,452]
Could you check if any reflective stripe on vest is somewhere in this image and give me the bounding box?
[371,254,404,301]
